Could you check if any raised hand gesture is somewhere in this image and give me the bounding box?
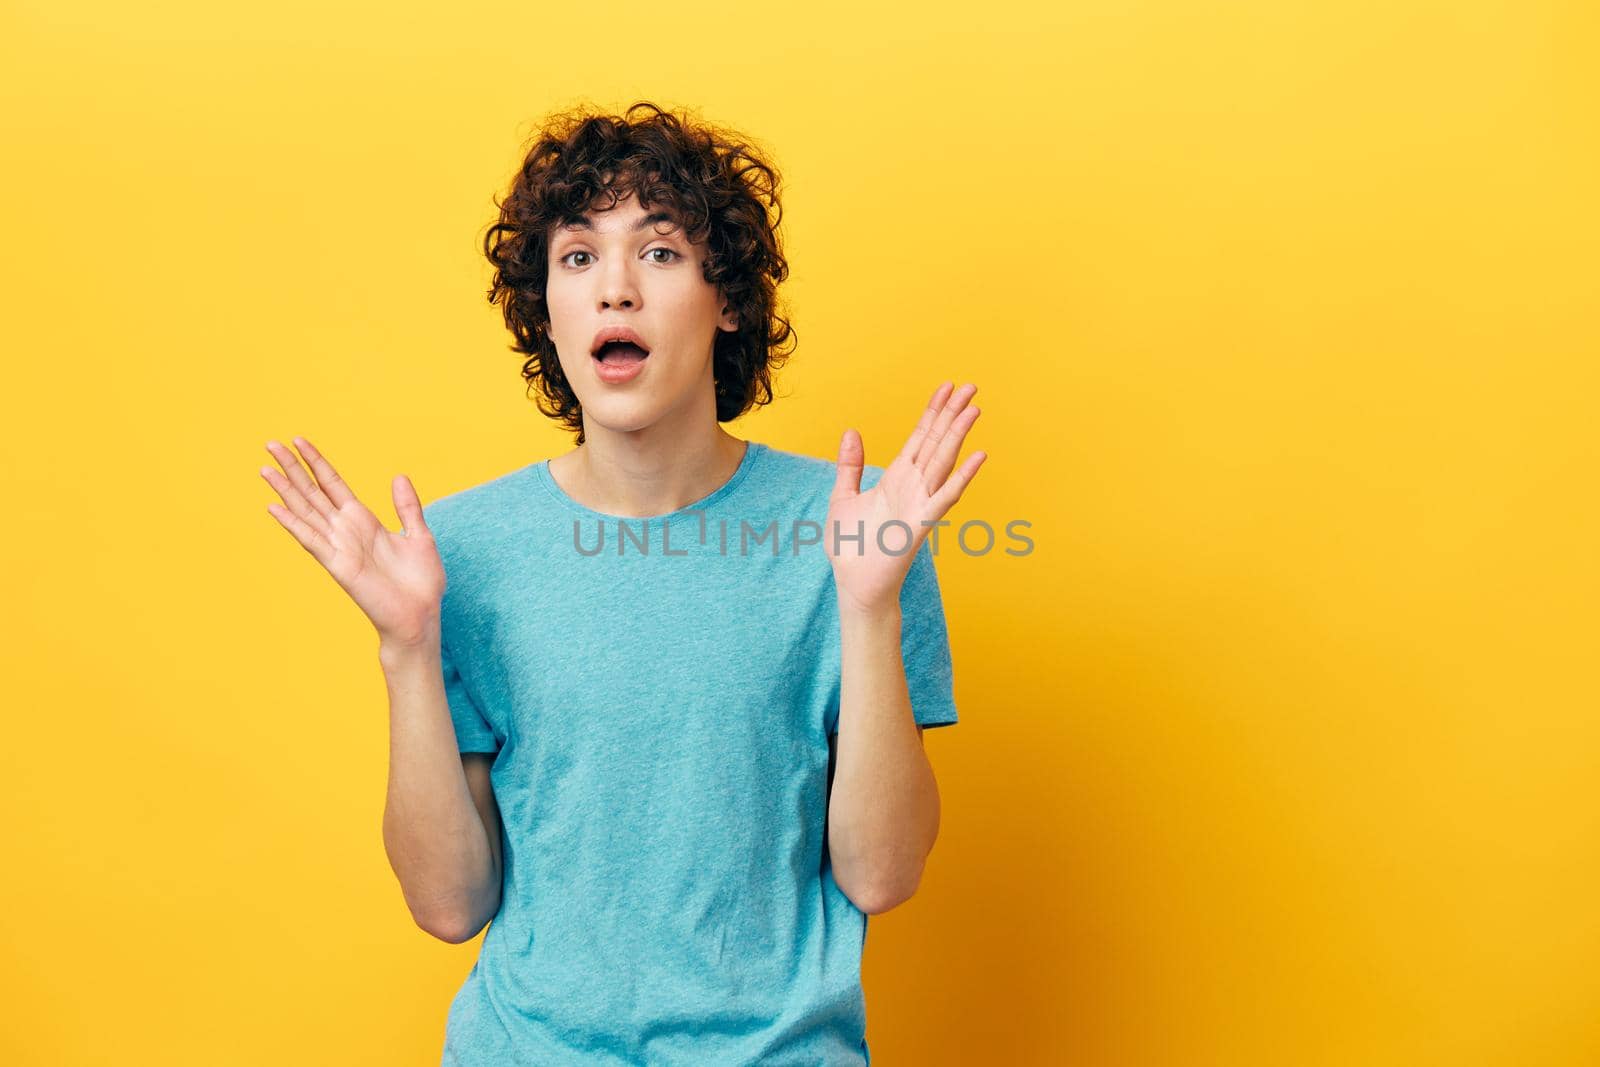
[826,382,988,613]
[260,437,446,650]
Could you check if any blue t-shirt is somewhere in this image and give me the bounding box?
[421,439,960,1066]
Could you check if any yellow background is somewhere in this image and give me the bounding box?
[3,1,1596,1063]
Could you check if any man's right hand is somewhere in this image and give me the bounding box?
[260,435,446,650]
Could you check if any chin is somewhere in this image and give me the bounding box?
[577,398,666,436]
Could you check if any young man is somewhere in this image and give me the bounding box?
[261,102,985,1065]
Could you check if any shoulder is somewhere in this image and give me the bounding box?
[421,460,539,554]
[748,441,889,498]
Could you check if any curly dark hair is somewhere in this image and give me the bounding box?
[481,101,795,445]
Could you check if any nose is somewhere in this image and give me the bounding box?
[597,255,639,311]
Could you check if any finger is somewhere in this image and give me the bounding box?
[293,435,360,510]
[912,383,977,471]
[392,474,430,539]
[894,381,954,467]
[260,462,333,541]
[265,439,337,523]
[265,500,336,569]
[830,428,865,505]
[924,404,981,493]
[927,449,987,518]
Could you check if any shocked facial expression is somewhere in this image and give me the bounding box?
[544,190,739,436]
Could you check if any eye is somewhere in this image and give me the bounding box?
[557,247,678,268]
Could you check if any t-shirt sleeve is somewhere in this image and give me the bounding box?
[899,538,960,729]
[442,632,501,755]
[426,499,502,756]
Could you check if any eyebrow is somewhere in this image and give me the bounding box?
[556,210,682,236]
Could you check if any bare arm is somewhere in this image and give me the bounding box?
[257,435,501,944]
[821,380,984,914]
[826,602,941,914]
[379,635,503,943]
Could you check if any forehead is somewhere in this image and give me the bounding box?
[554,197,685,237]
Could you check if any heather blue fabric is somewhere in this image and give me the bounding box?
[421,439,959,1066]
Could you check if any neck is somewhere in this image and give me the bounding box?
[552,422,748,518]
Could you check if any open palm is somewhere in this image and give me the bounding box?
[260,436,446,648]
[826,382,988,613]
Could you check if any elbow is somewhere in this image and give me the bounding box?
[853,890,902,916]
[417,908,485,945]
[414,895,495,944]
[835,838,939,915]
[844,869,924,916]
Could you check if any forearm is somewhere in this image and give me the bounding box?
[827,599,941,913]
[379,629,499,940]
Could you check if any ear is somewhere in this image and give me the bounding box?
[718,295,740,333]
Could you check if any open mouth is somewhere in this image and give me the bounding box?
[593,340,650,363]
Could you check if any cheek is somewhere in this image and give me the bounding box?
[545,273,574,311]
[660,282,723,329]
[544,288,583,348]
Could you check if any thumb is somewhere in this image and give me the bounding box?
[393,474,428,538]
[831,428,864,505]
